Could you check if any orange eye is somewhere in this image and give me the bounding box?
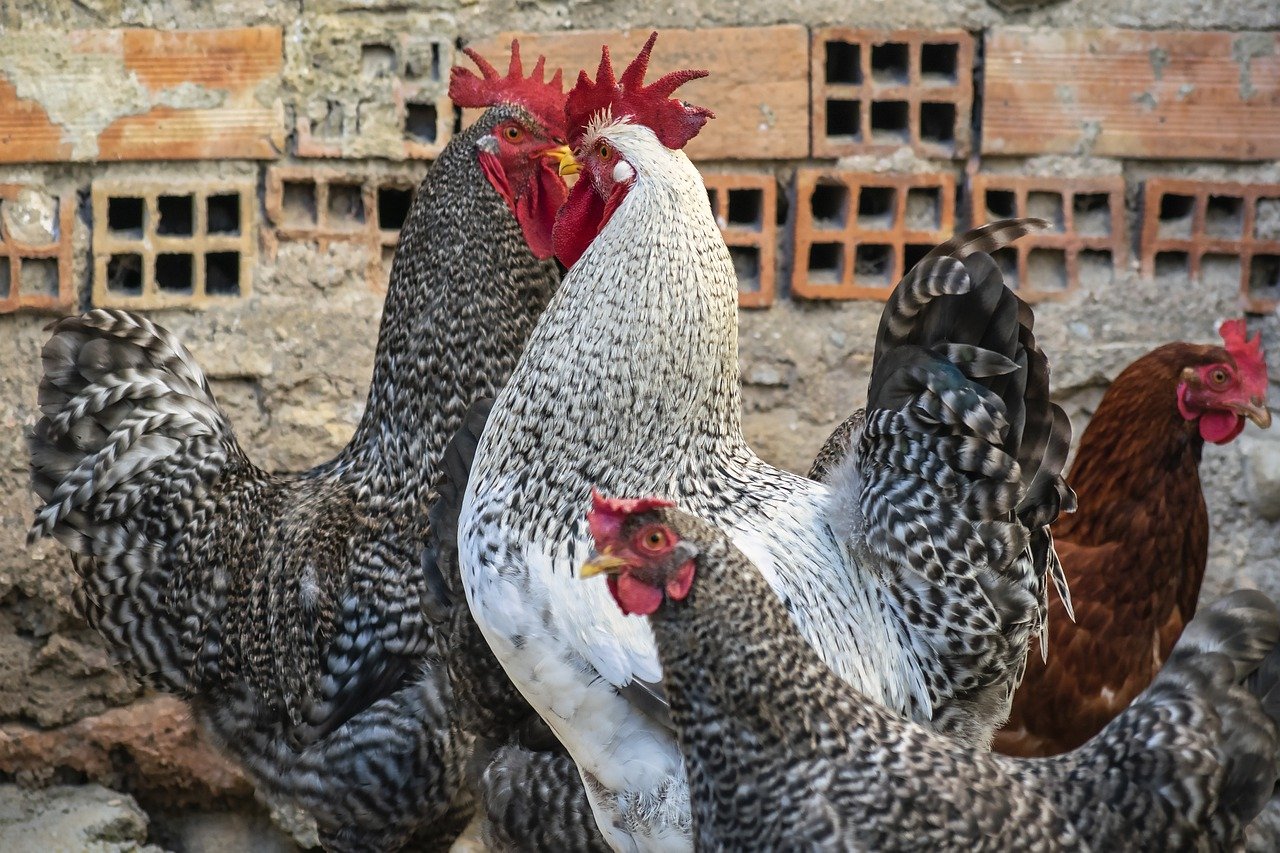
[504,125,523,142]
[638,526,670,552]
[1209,368,1230,387]
[597,142,612,160]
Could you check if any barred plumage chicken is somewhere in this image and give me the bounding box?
[585,499,1280,851]
[458,34,1072,851]
[27,44,570,852]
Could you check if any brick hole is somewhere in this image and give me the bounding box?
[1027,248,1067,291]
[706,187,718,214]
[317,100,344,138]
[327,184,366,228]
[730,246,761,290]
[1078,249,1113,281]
[1072,193,1112,238]
[405,102,438,144]
[431,43,442,81]
[155,253,194,295]
[0,261,9,298]
[1154,250,1190,278]
[857,186,896,231]
[811,182,849,229]
[377,186,414,232]
[1156,193,1195,239]
[1205,195,1244,239]
[870,101,910,144]
[807,242,844,284]
[870,42,909,85]
[1201,253,1241,288]
[207,193,241,235]
[855,243,895,285]
[985,190,1017,221]
[156,195,194,237]
[106,253,143,295]
[824,41,862,84]
[206,252,241,296]
[993,247,1018,287]
[905,187,940,231]
[919,103,955,147]
[18,257,58,296]
[1256,198,1280,241]
[107,196,145,237]
[361,43,397,79]
[727,189,763,229]
[1026,192,1064,232]
[1249,255,1280,303]
[282,181,317,227]
[904,243,931,275]
[825,100,861,140]
[920,42,959,84]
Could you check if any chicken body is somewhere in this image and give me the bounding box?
[459,108,1069,849]
[28,106,559,851]
[606,506,1280,852]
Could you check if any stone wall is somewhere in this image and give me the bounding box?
[1,0,1279,849]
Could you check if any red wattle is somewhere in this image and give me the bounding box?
[608,573,664,616]
[1200,411,1244,445]
[553,178,605,268]
[515,158,569,260]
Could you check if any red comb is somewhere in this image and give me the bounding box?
[450,40,567,138]
[588,488,675,545]
[564,32,714,150]
[1219,318,1269,389]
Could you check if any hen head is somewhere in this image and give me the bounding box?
[552,32,715,268]
[581,490,699,616]
[450,41,573,259]
[1177,319,1271,444]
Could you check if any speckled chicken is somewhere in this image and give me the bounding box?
[27,44,571,852]
[584,497,1280,851]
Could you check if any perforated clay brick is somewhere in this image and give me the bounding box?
[92,179,255,309]
[703,172,778,308]
[811,29,974,160]
[791,169,955,300]
[969,174,1127,301]
[1141,178,1280,313]
[0,185,75,313]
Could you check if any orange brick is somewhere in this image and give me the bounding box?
[791,169,956,301]
[703,172,778,308]
[983,29,1280,160]
[969,174,1127,301]
[91,179,256,309]
[0,28,283,163]
[1140,178,1280,314]
[466,27,810,160]
[0,185,76,314]
[811,29,974,159]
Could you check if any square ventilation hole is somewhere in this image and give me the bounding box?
[825,99,861,139]
[107,253,144,295]
[920,43,959,83]
[157,195,194,236]
[1201,253,1242,287]
[1157,193,1195,239]
[1154,250,1190,278]
[107,197,145,237]
[361,43,397,79]
[811,182,849,229]
[870,42,909,85]
[1073,193,1112,238]
[855,243,895,286]
[825,41,862,84]
[905,187,940,231]
[1205,195,1244,240]
[1027,192,1064,231]
[1249,255,1280,302]
[730,246,761,290]
[0,262,9,298]
[282,181,317,227]
[405,102,438,144]
[807,242,844,285]
[857,186,897,230]
[985,190,1017,221]
[208,194,241,235]
[19,257,58,297]
[919,103,955,146]
[328,184,365,228]
[870,101,910,144]
[1256,198,1280,241]
[727,189,763,229]
[206,252,241,296]
[316,100,344,138]
[1078,249,1113,281]
[1027,248,1067,291]
[706,188,719,217]
[377,186,414,232]
[904,243,932,275]
[155,253,194,294]
[993,247,1018,288]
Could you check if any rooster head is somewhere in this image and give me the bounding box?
[450,40,573,259]
[1177,319,1271,444]
[552,32,716,268]
[581,489,699,616]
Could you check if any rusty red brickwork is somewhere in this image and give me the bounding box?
[704,172,778,308]
[969,173,1127,301]
[791,169,956,301]
[264,165,427,290]
[1140,178,1280,314]
[91,179,255,309]
[0,185,76,313]
[811,29,974,160]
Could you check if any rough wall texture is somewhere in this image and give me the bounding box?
[1,0,1279,849]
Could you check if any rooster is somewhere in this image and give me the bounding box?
[583,496,1280,851]
[996,320,1272,757]
[27,44,572,852]
[458,34,1071,850]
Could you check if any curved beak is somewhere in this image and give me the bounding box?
[543,145,579,176]
[580,549,627,579]
[1236,398,1273,429]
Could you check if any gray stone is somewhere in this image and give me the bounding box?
[0,784,161,853]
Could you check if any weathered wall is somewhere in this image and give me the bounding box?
[1,0,1279,849]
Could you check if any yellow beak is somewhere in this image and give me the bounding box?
[1241,400,1273,429]
[544,145,579,176]
[580,550,628,579]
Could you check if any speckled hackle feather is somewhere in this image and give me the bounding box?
[450,39,567,136]
[564,31,714,149]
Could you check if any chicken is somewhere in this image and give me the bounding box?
[583,497,1280,851]
[458,33,1071,850]
[27,43,571,852]
[995,320,1272,757]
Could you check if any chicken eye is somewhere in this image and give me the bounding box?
[638,527,669,552]
[504,125,523,142]
[597,142,612,161]
[1209,368,1230,387]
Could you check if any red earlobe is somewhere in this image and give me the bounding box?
[664,560,695,601]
